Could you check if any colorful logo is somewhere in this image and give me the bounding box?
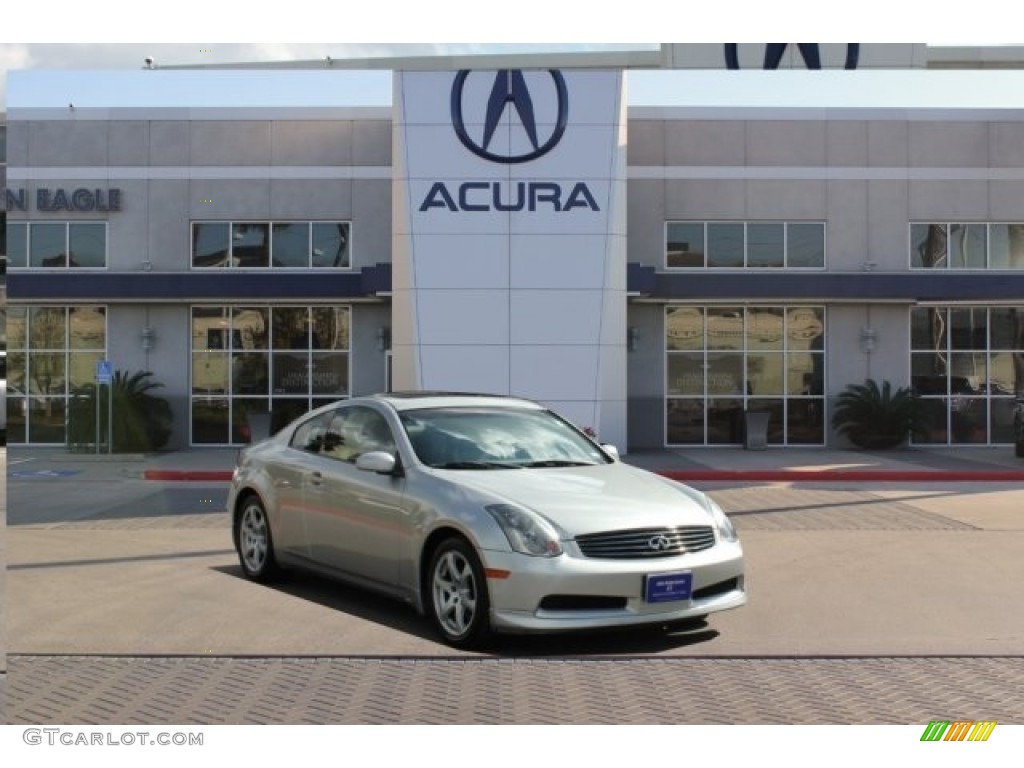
[920,720,997,742]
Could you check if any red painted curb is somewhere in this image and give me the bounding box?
[143,468,1024,483]
[144,470,234,482]
[658,470,1024,483]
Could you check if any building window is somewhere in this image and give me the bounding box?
[666,222,824,269]
[665,305,826,446]
[911,223,1024,269]
[190,305,351,445]
[5,305,107,444]
[911,306,1024,445]
[4,222,107,268]
[192,221,351,269]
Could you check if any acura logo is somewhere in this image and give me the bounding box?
[648,534,674,552]
[451,69,569,164]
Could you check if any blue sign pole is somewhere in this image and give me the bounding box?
[96,361,113,453]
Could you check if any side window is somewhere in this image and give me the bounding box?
[321,407,395,463]
[289,412,331,453]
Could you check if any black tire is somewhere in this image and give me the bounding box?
[425,537,491,649]
[234,495,279,582]
[1016,441,1024,459]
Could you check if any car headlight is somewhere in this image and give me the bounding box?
[486,504,563,557]
[705,496,738,542]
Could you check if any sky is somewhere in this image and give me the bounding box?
[8,44,1024,113]
[3,5,1024,109]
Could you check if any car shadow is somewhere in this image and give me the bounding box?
[214,565,436,642]
[215,565,721,656]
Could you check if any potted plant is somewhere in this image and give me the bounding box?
[831,379,924,450]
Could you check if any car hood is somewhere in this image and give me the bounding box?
[435,462,714,537]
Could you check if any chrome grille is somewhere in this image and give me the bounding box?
[575,526,716,559]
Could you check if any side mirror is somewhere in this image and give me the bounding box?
[355,451,399,475]
[600,443,620,461]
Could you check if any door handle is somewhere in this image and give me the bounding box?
[308,471,323,487]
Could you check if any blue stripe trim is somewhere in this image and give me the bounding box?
[9,264,1022,304]
[6,265,392,301]
[628,265,1024,302]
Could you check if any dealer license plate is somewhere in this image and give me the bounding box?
[644,571,693,603]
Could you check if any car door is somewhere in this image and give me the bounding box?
[268,411,332,557]
[302,404,411,587]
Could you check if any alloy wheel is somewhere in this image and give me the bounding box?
[431,549,478,638]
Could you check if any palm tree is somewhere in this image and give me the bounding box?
[831,379,924,450]
[69,370,172,452]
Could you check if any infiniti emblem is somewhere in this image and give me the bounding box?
[648,534,673,552]
[451,69,569,164]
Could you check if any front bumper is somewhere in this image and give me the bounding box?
[480,541,746,633]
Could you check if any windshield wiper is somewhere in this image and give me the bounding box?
[431,461,524,470]
[520,460,599,468]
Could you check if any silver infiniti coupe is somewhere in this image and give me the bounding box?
[229,393,746,648]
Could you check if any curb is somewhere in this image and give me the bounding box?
[658,470,1024,483]
[144,468,1024,483]
[144,470,234,481]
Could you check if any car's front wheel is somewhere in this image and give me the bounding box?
[426,537,491,649]
[235,495,279,582]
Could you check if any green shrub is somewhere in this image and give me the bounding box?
[831,379,924,449]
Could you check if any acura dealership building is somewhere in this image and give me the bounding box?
[3,44,1024,450]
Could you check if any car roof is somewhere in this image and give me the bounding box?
[366,391,545,412]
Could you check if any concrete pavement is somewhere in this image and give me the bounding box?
[5,443,1024,723]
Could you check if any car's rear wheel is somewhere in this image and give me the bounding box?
[235,495,279,581]
[1016,440,1024,458]
[426,537,491,649]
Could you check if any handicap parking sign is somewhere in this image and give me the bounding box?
[96,360,114,384]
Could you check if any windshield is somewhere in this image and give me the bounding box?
[399,407,611,469]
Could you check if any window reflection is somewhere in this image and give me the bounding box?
[69,223,106,268]
[7,222,27,268]
[747,223,783,267]
[666,223,705,268]
[912,223,1024,270]
[666,221,824,268]
[989,225,1024,269]
[29,223,66,267]
[232,223,270,268]
[6,305,106,445]
[193,220,351,269]
[950,224,986,269]
[191,304,352,445]
[707,223,744,268]
[665,307,703,350]
[272,223,310,268]
[911,305,1024,444]
[665,305,826,446]
[707,307,744,350]
[312,223,350,268]
[312,307,349,350]
[192,223,230,268]
[787,223,825,268]
[69,306,106,349]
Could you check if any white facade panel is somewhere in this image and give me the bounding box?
[406,235,511,289]
[509,345,601,400]
[393,68,628,447]
[414,290,509,345]
[417,345,511,394]
[510,290,606,345]
[509,234,611,289]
